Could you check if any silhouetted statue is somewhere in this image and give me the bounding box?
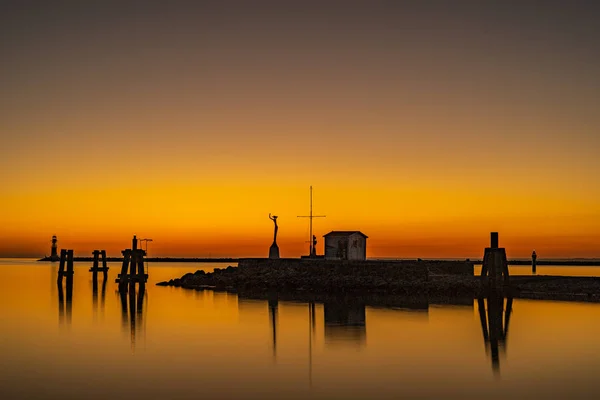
[268,213,280,259]
[311,235,317,257]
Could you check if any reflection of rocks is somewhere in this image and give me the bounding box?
[324,302,366,346]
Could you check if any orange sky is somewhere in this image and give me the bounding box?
[1,2,599,258]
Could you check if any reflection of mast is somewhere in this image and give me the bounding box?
[308,302,315,387]
[478,293,513,376]
[268,299,278,360]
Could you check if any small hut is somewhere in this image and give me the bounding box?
[323,231,368,261]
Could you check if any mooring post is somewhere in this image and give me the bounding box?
[92,250,100,283]
[118,250,132,291]
[57,249,67,285]
[480,232,510,289]
[531,250,537,274]
[65,250,74,289]
[101,250,108,280]
[137,251,146,290]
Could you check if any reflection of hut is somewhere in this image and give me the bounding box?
[324,302,366,345]
[323,231,368,260]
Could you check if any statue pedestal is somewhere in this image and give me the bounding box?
[269,242,280,259]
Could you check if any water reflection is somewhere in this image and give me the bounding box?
[119,284,147,353]
[92,278,107,315]
[268,298,278,359]
[323,301,366,346]
[478,292,513,375]
[57,281,72,326]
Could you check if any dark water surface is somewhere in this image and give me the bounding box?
[1,259,600,399]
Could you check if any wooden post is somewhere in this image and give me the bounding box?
[92,250,100,283]
[101,250,108,281]
[480,232,510,289]
[118,250,132,291]
[137,251,146,290]
[65,250,74,288]
[57,249,67,285]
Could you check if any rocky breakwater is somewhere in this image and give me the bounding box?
[156,258,479,296]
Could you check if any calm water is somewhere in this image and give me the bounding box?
[2,259,600,399]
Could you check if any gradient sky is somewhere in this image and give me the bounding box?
[1,1,599,258]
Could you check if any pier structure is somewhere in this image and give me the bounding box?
[116,235,148,292]
[480,232,510,290]
[90,250,109,283]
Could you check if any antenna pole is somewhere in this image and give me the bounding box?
[309,186,313,256]
[298,186,326,257]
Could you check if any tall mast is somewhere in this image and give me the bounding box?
[298,186,326,256]
[310,186,313,255]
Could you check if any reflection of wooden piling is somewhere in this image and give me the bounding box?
[58,272,73,326]
[90,250,109,282]
[477,293,513,375]
[119,283,146,353]
[480,232,510,290]
[57,249,74,285]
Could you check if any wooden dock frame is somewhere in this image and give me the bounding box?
[57,249,74,322]
[90,250,109,282]
[57,249,75,286]
[116,236,148,292]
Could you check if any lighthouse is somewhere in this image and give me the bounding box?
[50,236,59,261]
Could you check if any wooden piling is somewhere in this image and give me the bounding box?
[480,232,510,289]
[117,236,148,292]
[90,250,109,283]
[57,249,67,285]
[101,250,108,280]
[92,250,100,282]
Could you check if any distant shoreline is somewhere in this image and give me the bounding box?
[35,257,600,266]
[37,257,239,263]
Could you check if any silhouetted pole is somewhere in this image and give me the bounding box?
[532,250,537,274]
[297,186,326,257]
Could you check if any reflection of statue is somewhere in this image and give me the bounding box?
[268,213,280,259]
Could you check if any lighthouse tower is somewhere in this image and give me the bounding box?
[50,236,59,261]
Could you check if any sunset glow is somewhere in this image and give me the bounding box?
[1,2,598,258]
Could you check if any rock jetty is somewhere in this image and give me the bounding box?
[156,259,600,302]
